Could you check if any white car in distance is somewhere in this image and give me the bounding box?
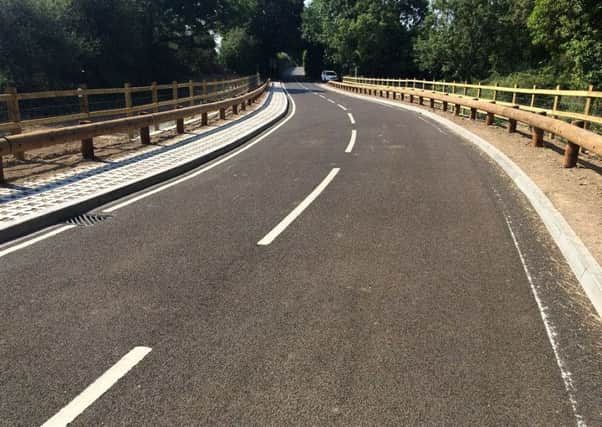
[321,70,338,82]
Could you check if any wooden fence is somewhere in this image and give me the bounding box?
[344,77,602,129]
[0,78,268,182]
[330,79,602,168]
[0,74,261,135]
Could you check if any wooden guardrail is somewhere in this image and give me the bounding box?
[344,76,602,129]
[0,80,270,183]
[1,74,260,134]
[330,80,602,168]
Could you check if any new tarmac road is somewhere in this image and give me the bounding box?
[1,82,601,426]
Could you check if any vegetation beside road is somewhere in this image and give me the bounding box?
[0,0,303,90]
[302,0,602,90]
[1,0,600,93]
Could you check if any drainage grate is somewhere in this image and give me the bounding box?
[66,213,113,227]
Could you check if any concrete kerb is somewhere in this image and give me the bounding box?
[0,86,290,244]
[323,83,602,318]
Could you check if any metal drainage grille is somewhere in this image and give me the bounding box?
[66,213,113,227]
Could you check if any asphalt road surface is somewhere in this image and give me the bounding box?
[1,82,601,426]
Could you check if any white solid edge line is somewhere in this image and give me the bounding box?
[103,85,296,213]
[2,86,293,257]
[0,225,75,259]
[42,346,152,427]
[337,104,348,111]
[323,83,597,425]
[502,214,585,426]
[258,168,340,246]
[345,129,357,153]
[417,115,447,135]
[324,83,602,318]
[347,113,356,125]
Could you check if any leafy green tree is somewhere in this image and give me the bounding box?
[414,0,540,81]
[302,0,426,76]
[528,0,602,86]
[70,0,223,86]
[0,0,91,89]
[217,0,304,76]
[220,27,260,74]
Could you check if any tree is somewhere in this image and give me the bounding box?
[302,0,426,77]
[0,0,91,89]
[413,0,540,81]
[0,0,233,90]
[528,0,602,86]
[70,0,223,86]
[220,27,260,74]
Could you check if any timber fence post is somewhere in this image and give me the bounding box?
[79,120,94,159]
[530,85,537,108]
[6,87,24,160]
[78,84,90,117]
[508,106,519,133]
[176,106,185,134]
[485,102,495,125]
[151,81,159,130]
[512,84,518,105]
[532,111,546,147]
[125,83,134,138]
[551,84,561,139]
[584,84,594,130]
[564,120,585,168]
[172,81,178,107]
[139,111,151,145]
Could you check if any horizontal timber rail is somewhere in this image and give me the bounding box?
[0,80,270,183]
[330,80,602,168]
[0,74,261,134]
[344,76,602,128]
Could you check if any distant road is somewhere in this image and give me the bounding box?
[1,81,600,426]
[283,66,306,80]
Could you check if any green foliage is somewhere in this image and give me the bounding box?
[0,71,7,91]
[413,0,540,81]
[487,67,568,89]
[244,0,304,76]
[302,45,325,79]
[302,0,427,76]
[0,0,306,90]
[0,0,92,89]
[220,27,260,75]
[301,0,601,88]
[219,0,304,76]
[3,0,599,91]
[528,0,602,87]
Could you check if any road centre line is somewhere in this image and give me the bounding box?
[347,113,356,125]
[337,104,347,111]
[257,168,340,246]
[319,94,326,99]
[103,85,297,213]
[345,130,357,153]
[328,99,336,104]
[42,347,152,427]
